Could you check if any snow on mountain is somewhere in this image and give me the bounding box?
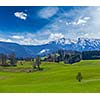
[0,38,100,58]
[76,38,100,51]
[38,49,50,56]
[49,38,77,45]
[39,49,50,54]
[46,37,100,52]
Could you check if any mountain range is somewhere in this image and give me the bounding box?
[0,38,100,58]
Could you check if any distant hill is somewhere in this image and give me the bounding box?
[0,41,31,58]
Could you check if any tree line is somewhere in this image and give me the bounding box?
[0,50,100,67]
[0,53,16,66]
[42,50,100,64]
[82,50,100,60]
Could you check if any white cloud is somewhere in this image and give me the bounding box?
[38,7,59,19]
[1,32,64,45]
[37,7,100,40]
[83,17,90,20]
[1,7,100,45]
[14,12,27,20]
[77,19,87,25]
[73,17,90,25]
[22,7,99,45]
[0,37,13,42]
[11,35,24,39]
[20,33,64,45]
[49,33,64,41]
[17,38,49,45]
[7,33,49,45]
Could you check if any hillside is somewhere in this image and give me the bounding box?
[0,60,100,92]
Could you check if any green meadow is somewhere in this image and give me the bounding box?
[0,60,100,93]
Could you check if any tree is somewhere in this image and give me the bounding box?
[64,54,70,64]
[20,61,23,65]
[76,72,83,82]
[32,59,36,70]
[48,54,52,62]
[9,53,16,66]
[36,56,41,70]
[0,53,7,65]
[82,50,100,60]
[63,53,81,64]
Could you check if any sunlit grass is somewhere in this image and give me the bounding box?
[0,60,100,93]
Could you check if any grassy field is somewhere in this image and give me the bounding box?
[0,60,100,93]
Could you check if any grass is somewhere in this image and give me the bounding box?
[0,60,100,93]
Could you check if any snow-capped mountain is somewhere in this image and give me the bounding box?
[0,38,100,58]
[36,38,100,55]
[53,38,100,51]
[76,38,100,51]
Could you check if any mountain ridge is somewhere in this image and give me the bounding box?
[0,38,100,58]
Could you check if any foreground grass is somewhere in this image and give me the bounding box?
[0,60,100,93]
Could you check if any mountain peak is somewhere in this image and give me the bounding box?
[0,38,100,57]
[49,38,77,45]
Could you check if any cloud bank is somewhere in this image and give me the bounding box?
[38,7,100,40]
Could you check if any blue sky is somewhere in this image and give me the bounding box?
[0,6,100,45]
